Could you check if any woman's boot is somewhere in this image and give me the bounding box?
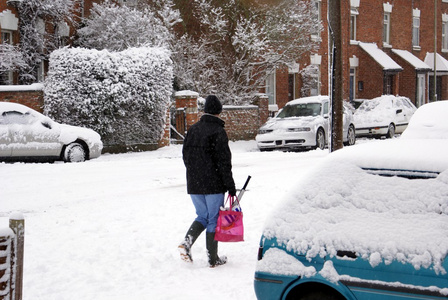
[178,221,205,262]
[206,232,227,267]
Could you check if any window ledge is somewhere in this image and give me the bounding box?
[413,46,421,51]
[383,43,392,48]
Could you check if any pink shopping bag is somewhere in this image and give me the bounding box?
[215,196,244,242]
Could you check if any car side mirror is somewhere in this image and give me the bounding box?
[396,109,403,114]
[41,121,52,129]
[324,114,329,119]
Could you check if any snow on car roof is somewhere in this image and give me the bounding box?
[402,101,448,139]
[262,138,448,274]
[353,95,414,127]
[0,101,36,114]
[287,95,329,106]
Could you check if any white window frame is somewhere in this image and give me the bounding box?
[443,22,448,52]
[266,72,276,105]
[288,62,300,100]
[412,9,421,49]
[311,0,321,41]
[443,14,448,52]
[383,12,391,45]
[417,74,426,107]
[310,54,321,96]
[349,68,356,101]
[412,17,420,48]
[383,3,393,46]
[1,30,12,44]
[310,66,321,97]
[350,8,358,41]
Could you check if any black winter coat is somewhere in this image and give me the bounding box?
[182,114,236,195]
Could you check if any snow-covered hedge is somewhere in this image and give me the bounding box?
[44,47,173,147]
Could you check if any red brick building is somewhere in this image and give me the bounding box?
[270,0,448,111]
[2,0,448,109]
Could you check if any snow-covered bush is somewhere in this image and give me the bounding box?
[44,47,173,147]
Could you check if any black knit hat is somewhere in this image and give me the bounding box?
[204,95,222,115]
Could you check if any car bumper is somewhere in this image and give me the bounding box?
[256,131,317,150]
[89,142,103,159]
[254,272,299,300]
[355,126,388,137]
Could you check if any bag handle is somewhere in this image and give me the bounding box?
[225,194,240,210]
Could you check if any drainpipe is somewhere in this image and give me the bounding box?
[434,0,438,101]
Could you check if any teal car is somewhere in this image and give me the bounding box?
[254,102,448,300]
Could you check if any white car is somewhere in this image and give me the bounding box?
[0,102,103,162]
[401,100,448,139]
[354,95,417,138]
[255,96,356,151]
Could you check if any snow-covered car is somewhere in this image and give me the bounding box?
[0,102,103,162]
[255,96,356,151]
[401,100,448,140]
[254,133,448,298]
[354,95,416,139]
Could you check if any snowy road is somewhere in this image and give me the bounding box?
[1,140,329,300]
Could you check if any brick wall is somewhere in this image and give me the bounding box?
[175,91,269,142]
[356,48,385,100]
[392,54,417,104]
[199,106,260,141]
[0,87,44,112]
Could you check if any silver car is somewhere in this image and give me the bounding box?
[354,95,417,139]
[0,102,103,162]
[255,96,356,151]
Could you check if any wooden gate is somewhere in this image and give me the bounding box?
[0,216,24,300]
[172,108,186,142]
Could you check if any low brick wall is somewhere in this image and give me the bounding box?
[0,85,44,113]
[199,105,260,141]
[174,90,269,142]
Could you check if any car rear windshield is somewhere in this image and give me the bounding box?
[362,168,439,179]
[277,103,321,118]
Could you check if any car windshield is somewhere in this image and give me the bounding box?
[276,103,321,118]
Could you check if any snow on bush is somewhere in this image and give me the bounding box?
[44,47,173,147]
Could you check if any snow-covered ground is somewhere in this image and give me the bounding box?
[0,140,330,300]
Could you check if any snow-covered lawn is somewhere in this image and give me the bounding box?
[0,140,329,300]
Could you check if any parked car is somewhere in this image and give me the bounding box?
[255,96,356,151]
[354,95,416,139]
[0,102,103,162]
[401,100,448,140]
[254,102,448,300]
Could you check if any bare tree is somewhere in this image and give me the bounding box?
[172,0,322,104]
[75,0,321,104]
[76,0,180,51]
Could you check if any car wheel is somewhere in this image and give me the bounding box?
[287,291,344,300]
[296,291,344,300]
[64,142,86,163]
[344,125,356,146]
[386,123,395,139]
[316,128,325,150]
